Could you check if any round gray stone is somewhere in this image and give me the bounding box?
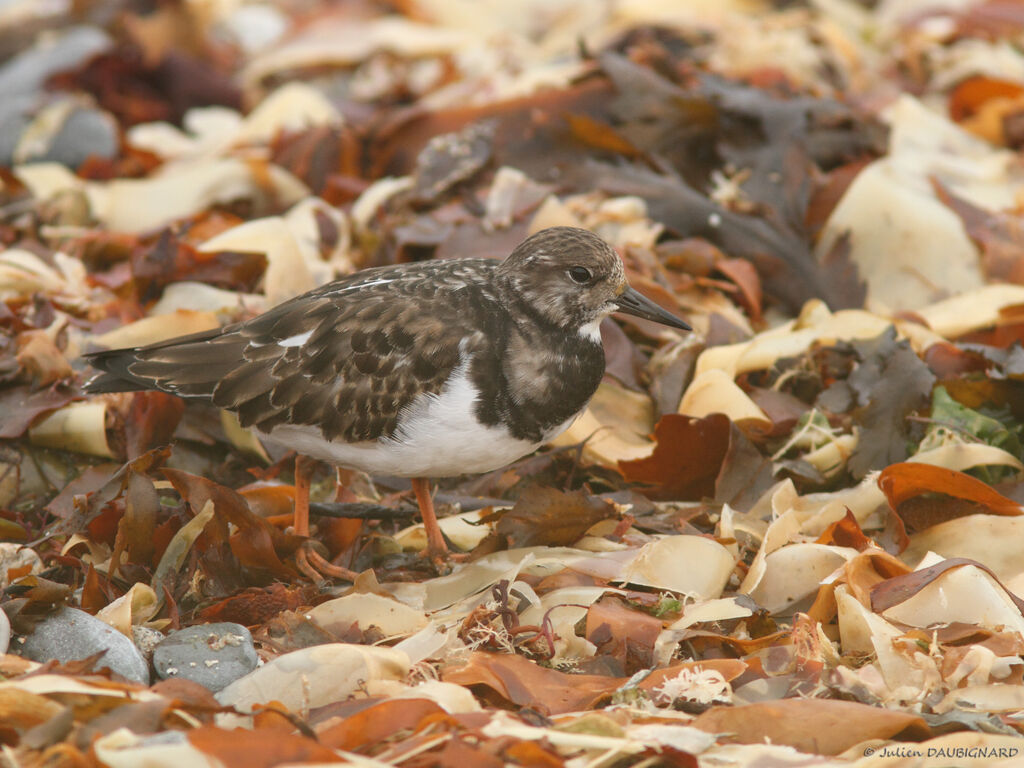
[39,106,119,167]
[14,606,149,684]
[153,623,258,692]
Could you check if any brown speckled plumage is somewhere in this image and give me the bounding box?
[85,227,690,468]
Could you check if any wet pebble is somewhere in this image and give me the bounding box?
[14,606,149,684]
[30,104,120,167]
[0,26,111,166]
[153,623,258,692]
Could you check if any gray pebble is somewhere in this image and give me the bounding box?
[15,606,149,684]
[0,27,110,101]
[0,26,112,166]
[37,106,119,166]
[153,623,258,692]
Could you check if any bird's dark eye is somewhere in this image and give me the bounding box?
[568,266,592,284]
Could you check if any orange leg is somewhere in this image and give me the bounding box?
[411,477,448,560]
[292,456,358,582]
[293,455,313,536]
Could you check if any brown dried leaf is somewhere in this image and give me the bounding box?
[130,230,266,304]
[879,462,1023,518]
[487,486,616,549]
[619,413,730,500]
[110,471,159,572]
[714,258,762,323]
[80,563,114,614]
[75,699,170,750]
[163,468,301,579]
[0,385,76,439]
[3,576,73,633]
[840,549,913,608]
[41,447,170,542]
[619,413,770,505]
[197,584,317,626]
[149,678,224,720]
[691,699,930,754]
[442,652,623,715]
[814,508,873,551]
[934,180,1024,284]
[318,698,448,751]
[804,160,871,240]
[404,738,504,768]
[124,391,185,458]
[188,726,340,767]
[565,113,640,157]
[841,328,936,478]
[585,595,663,674]
[370,79,612,181]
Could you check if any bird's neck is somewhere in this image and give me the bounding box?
[468,304,605,443]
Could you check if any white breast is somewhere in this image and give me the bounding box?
[259,359,576,478]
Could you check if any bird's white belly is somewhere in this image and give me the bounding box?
[260,362,579,477]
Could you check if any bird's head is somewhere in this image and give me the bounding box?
[497,226,691,337]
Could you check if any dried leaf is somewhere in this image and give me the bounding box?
[879,462,1022,518]
[188,726,339,767]
[692,699,929,754]
[841,328,936,478]
[487,487,615,550]
[714,258,762,323]
[110,471,158,573]
[198,584,316,626]
[40,447,169,542]
[815,509,873,551]
[619,414,730,500]
[317,698,447,751]
[585,595,662,674]
[123,392,185,458]
[0,384,76,439]
[442,652,623,715]
[163,468,300,579]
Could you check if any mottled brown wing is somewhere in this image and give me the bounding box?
[86,260,499,442]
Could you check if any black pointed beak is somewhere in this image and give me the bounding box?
[614,286,691,330]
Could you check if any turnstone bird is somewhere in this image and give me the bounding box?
[85,226,690,575]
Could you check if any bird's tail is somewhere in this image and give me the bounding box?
[82,326,229,398]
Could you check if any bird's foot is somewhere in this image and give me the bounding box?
[295,540,358,583]
[420,545,469,575]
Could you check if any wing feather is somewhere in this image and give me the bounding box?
[84,259,500,443]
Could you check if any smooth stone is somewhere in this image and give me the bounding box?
[35,106,119,167]
[0,26,111,165]
[0,107,29,167]
[15,606,149,684]
[153,623,258,692]
[0,27,110,100]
